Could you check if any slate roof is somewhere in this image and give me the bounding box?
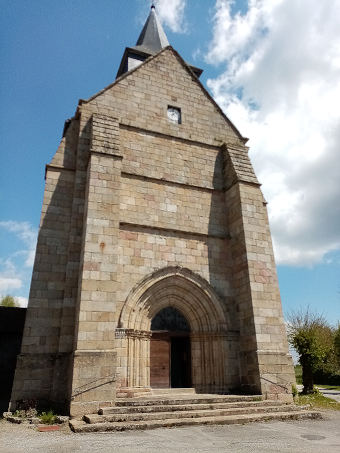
[116,6,203,79]
[134,5,169,54]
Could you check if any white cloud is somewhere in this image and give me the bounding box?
[0,220,37,246]
[25,249,36,267]
[0,277,22,293]
[155,0,187,33]
[0,256,23,294]
[15,296,28,308]
[0,220,37,301]
[206,0,340,266]
[0,221,37,268]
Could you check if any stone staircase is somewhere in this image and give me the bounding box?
[69,393,321,433]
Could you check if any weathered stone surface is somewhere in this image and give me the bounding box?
[10,42,295,416]
[69,394,321,433]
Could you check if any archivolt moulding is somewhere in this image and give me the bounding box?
[118,266,228,333]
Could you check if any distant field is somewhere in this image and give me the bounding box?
[294,365,302,384]
[294,365,340,390]
[317,384,340,391]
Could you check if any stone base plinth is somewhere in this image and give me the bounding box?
[116,387,151,398]
[258,351,296,402]
[70,350,116,417]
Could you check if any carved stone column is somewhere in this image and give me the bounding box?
[115,328,151,397]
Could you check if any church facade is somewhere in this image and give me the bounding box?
[10,7,295,416]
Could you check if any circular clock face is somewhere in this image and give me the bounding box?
[167,107,181,123]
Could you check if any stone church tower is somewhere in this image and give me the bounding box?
[10,6,295,416]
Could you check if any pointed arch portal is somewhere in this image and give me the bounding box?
[116,267,234,394]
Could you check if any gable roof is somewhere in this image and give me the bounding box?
[79,46,247,144]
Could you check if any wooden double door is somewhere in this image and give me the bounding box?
[150,332,191,388]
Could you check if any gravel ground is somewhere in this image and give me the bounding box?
[0,411,339,453]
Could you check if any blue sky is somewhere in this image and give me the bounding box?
[0,0,339,325]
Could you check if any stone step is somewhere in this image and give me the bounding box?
[99,399,286,415]
[151,388,196,396]
[85,404,306,424]
[114,395,264,408]
[70,410,322,433]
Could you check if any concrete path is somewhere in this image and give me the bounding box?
[297,385,340,403]
[1,411,340,453]
[317,388,340,403]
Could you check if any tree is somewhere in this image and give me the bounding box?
[335,324,340,367]
[0,295,19,307]
[287,308,334,394]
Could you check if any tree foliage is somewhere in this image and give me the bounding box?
[0,295,19,307]
[287,308,334,394]
[335,324,340,366]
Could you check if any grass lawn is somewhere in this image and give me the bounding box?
[294,365,302,384]
[295,391,340,410]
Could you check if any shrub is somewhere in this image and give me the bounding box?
[0,295,19,307]
[39,410,57,425]
[288,308,334,394]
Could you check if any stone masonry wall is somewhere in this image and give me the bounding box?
[11,46,294,412]
[73,46,241,326]
[68,115,121,415]
[119,126,224,189]
[224,144,295,399]
[85,48,244,148]
[115,227,232,319]
[10,166,76,408]
[120,176,227,236]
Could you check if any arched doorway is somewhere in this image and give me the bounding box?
[116,267,234,395]
[150,307,191,388]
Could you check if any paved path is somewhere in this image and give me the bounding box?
[297,385,340,403]
[1,411,340,453]
[317,388,340,403]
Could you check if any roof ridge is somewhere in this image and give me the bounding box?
[82,46,172,104]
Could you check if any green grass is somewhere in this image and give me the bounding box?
[295,391,340,410]
[294,365,302,384]
[316,384,340,391]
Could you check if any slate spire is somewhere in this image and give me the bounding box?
[116,4,170,78]
[116,4,202,79]
[135,4,169,54]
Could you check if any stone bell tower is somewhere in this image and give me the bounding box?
[10,5,295,416]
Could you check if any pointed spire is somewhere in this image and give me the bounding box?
[116,4,202,79]
[135,4,169,54]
